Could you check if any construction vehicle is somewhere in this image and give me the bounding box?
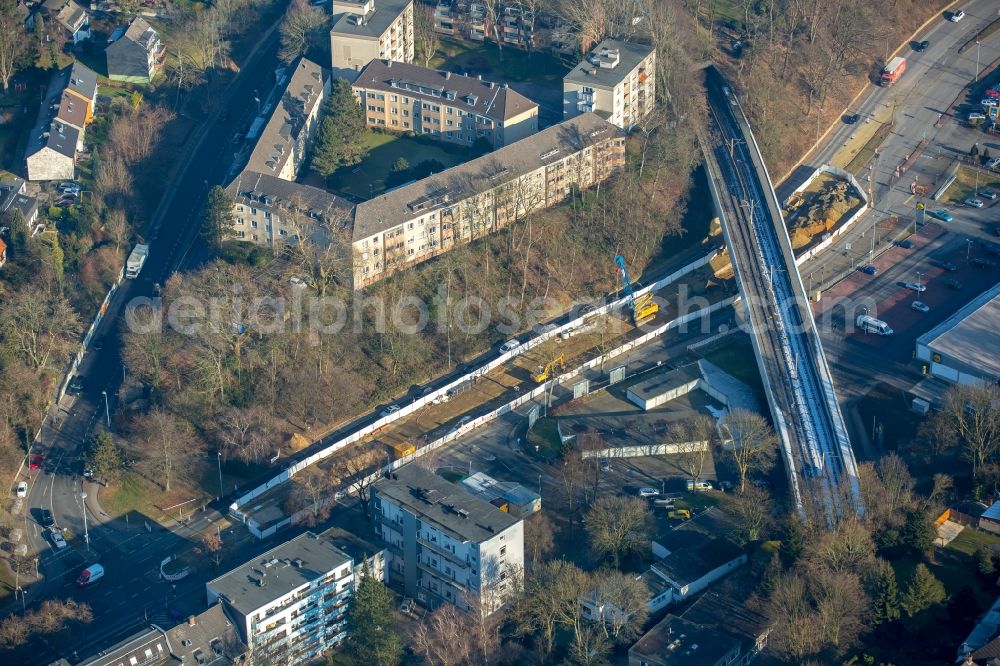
[532,354,564,383]
[615,255,659,325]
[385,440,416,460]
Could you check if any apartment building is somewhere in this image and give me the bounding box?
[371,464,524,612]
[351,112,624,287]
[206,532,355,666]
[433,1,534,47]
[226,170,352,247]
[563,39,656,129]
[105,17,166,84]
[24,62,98,181]
[245,57,329,182]
[352,59,538,148]
[331,0,414,78]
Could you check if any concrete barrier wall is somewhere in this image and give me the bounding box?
[785,164,871,266]
[230,250,725,517]
[580,441,708,460]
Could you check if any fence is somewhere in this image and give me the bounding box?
[235,294,736,537]
[580,441,708,460]
[784,164,872,266]
[229,248,725,518]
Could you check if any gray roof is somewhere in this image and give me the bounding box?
[353,112,619,241]
[653,508,744,587]
[332,0,411,39]
[917,280,1000,380]
[66,62,99,102]
[564,39,654,90]
[226,170,353,224]
[353,59,538,123]
[55,1,87,34]
[207,532,352,615]
[629,615,740,666]
[26,120,79,160]
[627,363,702,401]
[106,17,161,78]
[373,464,519,543]
[320,526,385,566]
[681,587,770,650]
[245,58,326,177]
[459,472,539,507]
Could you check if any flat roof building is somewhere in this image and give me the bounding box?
[459,471,541,516]
[563,39,656,129]
[372,464,523,612]
[629,615,742,666]
[352,59,539,148]
[916,281,1000,385]
[206,532,354,665]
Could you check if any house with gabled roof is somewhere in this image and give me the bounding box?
[106,17,166,83]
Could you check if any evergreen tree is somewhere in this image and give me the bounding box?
[86,432,123,484]
[780,515,805,567]
[200,185,234,249]
[871,563,901,625]
[8,209,29,254]
[901,509,936,555]
[902,563,945,617]
[970,144,980,160]
[977,546,996,576]
[984,147,992,164]
[311,79,366,177]
[345,563,402,666]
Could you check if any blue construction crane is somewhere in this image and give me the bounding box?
[615,255,637,310]
[615,255,659,324]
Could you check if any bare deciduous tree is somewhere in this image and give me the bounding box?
[722,408,777,491]
[939,383,1000,479]
[214,406,278,465]
[331,442,383,518]
[135,408,204,492]
[287,465,340,525]
[591,570,649,643]
[584,495,650,567]
[414,2,441,68]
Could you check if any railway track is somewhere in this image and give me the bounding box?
[702,70,862,522]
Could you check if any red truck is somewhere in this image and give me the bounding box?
[881,57,906,87]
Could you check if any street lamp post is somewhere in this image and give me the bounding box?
[976,40,982,83]
[217,451,224,501]
[101,390,110,428]
[967,238,974,263]
[81,492,90,552]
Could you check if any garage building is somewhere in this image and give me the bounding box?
[915,281,1000,385]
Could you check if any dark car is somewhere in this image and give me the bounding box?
[933,260,958,271]
[897,239,913,249]
[843,113,861,124]
[92,337,104,351]
[67,376,85,395]
[973,257,997,268]
[859,265,878,275]
[944,278,963,290]
[981,190,998,200]
[37,508,53,528]
[913,40,930,52]
[983,244,1000,257]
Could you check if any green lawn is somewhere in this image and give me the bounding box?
[941,166,1000,204]
[100,473,159,518]
[947,527,1000,557]
[526,417,564,462]
[331,132,475,198]
[430,38,571,84]
[702,335,768,407]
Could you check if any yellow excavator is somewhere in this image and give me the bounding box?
[532,354,565,383]
[616,255,660,325]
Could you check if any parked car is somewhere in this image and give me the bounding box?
[928,209,953,222]
[843,113,861,124]
[379,405,400,418]
[932,260,958,272]
[600,460,611,472]
[912,301,930,313]
[15,482,27,498]
[902,281,927,292]
[668,509,692,520]
[981,190,998,200]
[913,40,929,52]
[58,182,80,194]
[637,487,659,498]
[965,198,985,208]
[988,157,1000,170]
[943,278,963,290]
[499,340,520,354]
[49,528,67,550]
[950,9,966,22]
[897,239,914,249]
[67,376,85,395]
[29,454,43,470]
[973,257,997,268]
[400,598,414,614]
[970,113,987,122]
[687,479,713,492]
[859,264,878,275]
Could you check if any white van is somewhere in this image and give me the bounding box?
[76,563,105,587]
[687,479,712,492]
[856,314,893,336]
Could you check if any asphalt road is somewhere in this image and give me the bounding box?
[10,33,284,664]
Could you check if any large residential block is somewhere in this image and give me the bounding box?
[433,1,534,47]
[352,59,538,148]
[226,171,352,248]
[331,0,414,78]
[371,464,524,612]
[351,112,624,287]
[24,62,98,181]
[105,17,165,84]
[563,39,656,129]
[206,532,355,665]
[245,58,329,182]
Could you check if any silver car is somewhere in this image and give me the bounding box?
[964,198,985,208]
[902,282,927,293]
[911,301,930,313]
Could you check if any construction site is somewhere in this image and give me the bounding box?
[782,171,866,250]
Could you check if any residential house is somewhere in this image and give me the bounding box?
[244,58,330,182]
[351,59,539,148]
[629,615,742,666]
[74,603,247,666]
[563,39,656,129]
[371,464,524,612]
[226,170,352,247]
[206,532,355,666]
[648,508,747,606]
[351,112,624,287]
[330,0,414,78]
[24,63,98,181]
[459,471,541,517]
[105,17,165,84]
[0,176,40,229]
[43,0,90,44]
